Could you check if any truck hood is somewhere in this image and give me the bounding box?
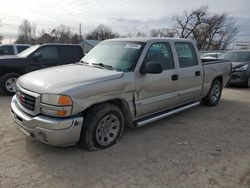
[18,63,124,94]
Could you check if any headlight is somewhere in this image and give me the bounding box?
[234,64,248,72]
[40,94,73,117]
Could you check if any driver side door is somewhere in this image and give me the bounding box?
[135,42,179,119]
[26,46,59,73]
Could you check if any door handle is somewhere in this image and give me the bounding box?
[195,71,201,77]
[171,74,179,81]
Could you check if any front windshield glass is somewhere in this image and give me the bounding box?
[17,45,39,58]
[219,51,250,62]
[81,41,145,71]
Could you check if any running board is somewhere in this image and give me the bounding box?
[135,101,200,127]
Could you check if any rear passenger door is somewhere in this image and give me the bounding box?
[135,42,179,118]
[58,46,77,64]
[174,42,203,104]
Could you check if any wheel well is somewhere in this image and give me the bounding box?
[0,69,21,77]
[83,99,134,128]
[213,76,223,85]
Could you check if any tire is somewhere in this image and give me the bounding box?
[0,73,20,96]
[81,103,124,151]
[202,79,222,106]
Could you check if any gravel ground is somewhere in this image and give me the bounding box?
[0,87,250,188]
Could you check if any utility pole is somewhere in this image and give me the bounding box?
[79,23,83,41]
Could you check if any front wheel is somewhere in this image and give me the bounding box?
[0,73,20,95]
[81,103,124,151]
[202,80,222,106]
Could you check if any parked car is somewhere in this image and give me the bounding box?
[201,52,222,60]
[0,43,84,95]
[0,44,31,56]
[218,50,250,87]
[11,38,231,150]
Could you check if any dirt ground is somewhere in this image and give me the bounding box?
[0,87,250,188]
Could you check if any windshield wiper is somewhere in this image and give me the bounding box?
[92,63,114,70]
[75,61,90,66]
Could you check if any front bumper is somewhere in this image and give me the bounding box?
[230,71,250,85]
[11,95,83,146]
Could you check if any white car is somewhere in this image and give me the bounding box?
[0,44,31,56]
[201,52,222,59]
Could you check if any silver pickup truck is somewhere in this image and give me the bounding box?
[11,38,231,150]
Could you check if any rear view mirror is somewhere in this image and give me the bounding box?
[33,52,42,61]
[140,62,163,74]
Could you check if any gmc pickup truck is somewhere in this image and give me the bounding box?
[11,38,231,150]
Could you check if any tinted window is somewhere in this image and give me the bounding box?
[175,42,198,68]
[17,46,30,53]
[0,45,14,55]
[36,46,58,59]
[144,42,174,70]
[59,46,75,60]
[219,51,250,62]
[75,46,84,60]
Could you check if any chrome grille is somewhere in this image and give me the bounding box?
[16,90,36,111]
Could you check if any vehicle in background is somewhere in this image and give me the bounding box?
[218,50,250,87]
[11,38,231,150]
[201,52,222,60]
[0,44,84,95]
[0,44,31,56]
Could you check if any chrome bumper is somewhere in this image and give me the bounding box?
[11,95,83,147]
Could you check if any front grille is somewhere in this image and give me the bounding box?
[17,90,36,111]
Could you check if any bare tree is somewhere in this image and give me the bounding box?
[36,29,55,43]
[54,24,72,43]
[174,6,208,39]
[85,24,120,40]
[150,28,175,37]
[36,26,81,44]
[15,19,36,44]
[173,6,238,50]
[0,19,3,43]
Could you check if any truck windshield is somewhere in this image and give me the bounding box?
[17,45,39,58]
[81,41,145,71]
[219,51,250,62]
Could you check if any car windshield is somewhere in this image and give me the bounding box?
[81,41,145,71]
[219,51,250,62]
[17,45,39,58]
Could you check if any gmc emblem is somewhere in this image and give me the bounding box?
[17,91,25,103]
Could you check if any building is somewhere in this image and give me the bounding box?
[80,40,101,54]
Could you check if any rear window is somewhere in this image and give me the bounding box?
[219,51,250,62]
[0,45,14,55]
[17,46,30,53]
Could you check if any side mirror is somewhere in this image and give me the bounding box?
[33,52,42,61]
[140,62,163,74]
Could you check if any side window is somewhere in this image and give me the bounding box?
[59,46,75,60]
[175,42,198,68]
[75,46,84,60]
[144,42,174,70]
[17,46,30,53]
[0,45,14,55]
[36,46,58,59]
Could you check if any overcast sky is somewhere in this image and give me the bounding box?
[0,0,249,43]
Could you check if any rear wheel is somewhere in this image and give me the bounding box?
[81,103,124,151]
[202,79,222,106]
[0,73,20,95]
